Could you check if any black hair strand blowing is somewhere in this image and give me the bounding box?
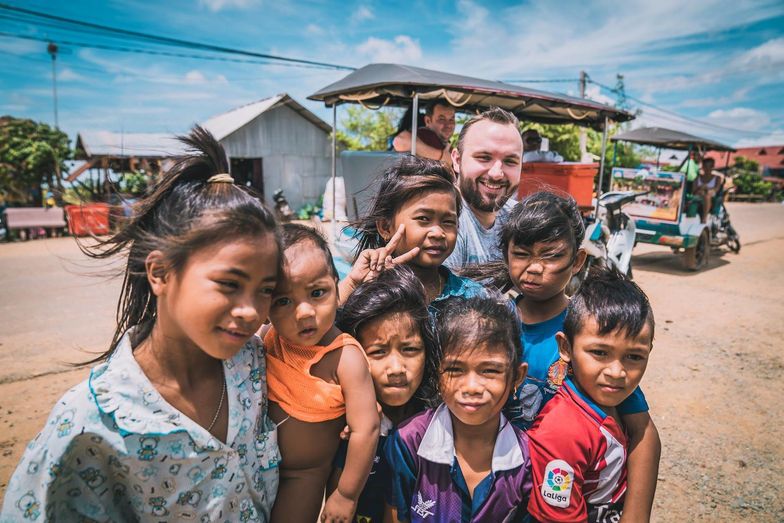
[78,126,280,364]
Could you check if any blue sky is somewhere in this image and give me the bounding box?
[2,0,783,147]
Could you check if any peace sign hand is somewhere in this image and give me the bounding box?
[339,225,420,302]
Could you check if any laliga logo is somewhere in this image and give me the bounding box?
[546,467,572,493]
[542,460,574,508]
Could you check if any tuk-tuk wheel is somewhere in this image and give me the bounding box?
[727,225,741,254]
[683,229,710,271]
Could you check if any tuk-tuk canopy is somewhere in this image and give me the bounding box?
[308,63,634,128]
[611,126,735,152]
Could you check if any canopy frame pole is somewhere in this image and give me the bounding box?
[411,93,419,156]
[595,116,609,219]
[656,148,661,172]
[609,141,618,191]
[331,103,337,240]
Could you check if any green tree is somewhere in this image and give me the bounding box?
[733,156,759,173]
[731,156,772,198]
[0,116,71,205]
[335,106,400,151]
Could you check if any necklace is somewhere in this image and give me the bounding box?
[207,368,226,433]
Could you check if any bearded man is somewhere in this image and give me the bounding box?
[444,107,523,268]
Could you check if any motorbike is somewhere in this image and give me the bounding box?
[272,189,295,222]
[706,184,741,253]
[569,190,640,293]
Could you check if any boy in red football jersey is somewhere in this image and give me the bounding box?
[527,266,656,522]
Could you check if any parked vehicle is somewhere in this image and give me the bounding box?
[308,63,636,277]
[610,127,740,271]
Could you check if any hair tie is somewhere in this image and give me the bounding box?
[207,173,234,184]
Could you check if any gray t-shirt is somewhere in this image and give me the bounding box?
[445,198,514,269]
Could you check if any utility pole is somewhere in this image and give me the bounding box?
[579,70,587,161]
[47,42,59,129]
[47,42,64,200]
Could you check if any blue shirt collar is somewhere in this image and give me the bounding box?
[434,266,485,302]
[563,376,608,420]
[417,404,524,473]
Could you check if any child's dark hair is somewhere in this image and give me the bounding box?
[337,265,440,407]
[350,155,460,259]
[433,294,523,380]
[81,126,280,362]
[280,223,338,280]
[563,265,655,345]
[459,191,585,291]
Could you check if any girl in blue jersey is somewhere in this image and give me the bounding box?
[328,265,440,523]
[463,190,661,520]
[339,155,485,309]
[1,127,282,522]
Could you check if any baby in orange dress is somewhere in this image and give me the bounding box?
[264,223,379,522]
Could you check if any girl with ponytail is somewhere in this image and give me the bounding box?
[2,127,282,522]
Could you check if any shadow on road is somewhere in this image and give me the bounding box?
[632,247,739,276]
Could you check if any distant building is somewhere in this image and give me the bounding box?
[73,93,332,210]
[705,145,784,178]
[71,131,186,181]
[201,93,332,210]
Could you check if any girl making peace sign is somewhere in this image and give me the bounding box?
[340,155,486,309]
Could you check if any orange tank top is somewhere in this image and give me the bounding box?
[264,327,365,423]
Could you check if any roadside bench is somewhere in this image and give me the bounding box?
[2,207,67,240]
[728,193,766,202]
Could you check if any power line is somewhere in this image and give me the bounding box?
[0,48,335,83]
[0,32,342,70]
[587,77,773,137]
[0,2,356,71]
[502,78,578,84]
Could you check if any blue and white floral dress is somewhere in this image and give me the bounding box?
[1,331,280,522]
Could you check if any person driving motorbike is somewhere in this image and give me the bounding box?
[693,157,720,223]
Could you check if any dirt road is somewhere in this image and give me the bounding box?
[0,202,782,521]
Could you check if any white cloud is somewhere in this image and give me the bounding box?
[706,107,771,132]
[735,130,784,147]
[352,5,374,23]
[733,37,784,70]
[584,84,616,107]
[440,0,784,79]
[198,0,257,12]
[679,87,750,109]
[356,35,421,63]
[185,70,207,84]
[306,24,325,36]
[0,39,40,55]
[58,68,87,82]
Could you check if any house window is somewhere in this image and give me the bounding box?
[759,148,767,155]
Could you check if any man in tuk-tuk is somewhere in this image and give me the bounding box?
[693,157,721,223]
[392,101,455,166]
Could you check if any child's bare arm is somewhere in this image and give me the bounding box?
[620,412,661,522]
[384,503,403,523]
[322,345,380,521]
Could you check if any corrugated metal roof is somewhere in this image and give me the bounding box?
[76,131,187,158]
[201,93,332,140]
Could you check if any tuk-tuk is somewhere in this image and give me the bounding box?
[308,63,634,271]
[609,127,740,271]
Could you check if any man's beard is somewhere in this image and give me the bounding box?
[459,175,513,213]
